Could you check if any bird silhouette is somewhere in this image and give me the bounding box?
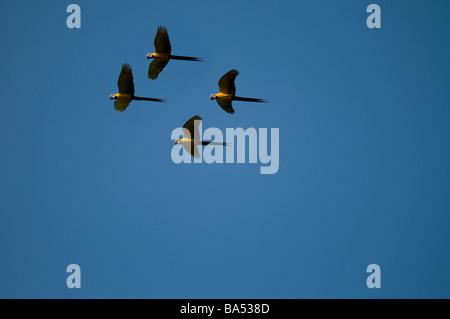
[109,64,165,112]
[210,69,267,114]
[174,115,227,158]
[146,26,203,80]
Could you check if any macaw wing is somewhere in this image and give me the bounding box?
[216,99,235,114]
[117,64,134,96]
[218,69,238,95]
[114,99,132,112]
[183,115,202,140]
[182,142,200,159]
[154,26,171,54]
[148,58,170,80]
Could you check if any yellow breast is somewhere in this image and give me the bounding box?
[215,92,234,101]
[180,137,197,144]
[153,52,170,59]
[115,93,132,99]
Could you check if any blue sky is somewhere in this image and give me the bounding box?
[0,1,449,298]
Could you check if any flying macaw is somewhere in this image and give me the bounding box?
[146,26,203,80]
[174,115,227,158]
[210,69,267,114]
[109,64,165,112]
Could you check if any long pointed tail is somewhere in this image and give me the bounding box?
[133,96,166,102]
[170,55,203,62]
[233,96,267,103]
[202,141,229,146]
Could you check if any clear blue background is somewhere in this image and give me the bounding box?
[0,0,449,298]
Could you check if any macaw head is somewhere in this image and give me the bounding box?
[210,94,217,100]
[146,53,154,59]
[109,94,117,100]
[174,139,181,145]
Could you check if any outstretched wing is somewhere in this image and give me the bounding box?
[181,142,200,159]
[154,26,171,54]
[218,69,238,95]
[216,99,235,114]
[183,115,202,140]
[114,99,132,112]
[180,115,202,158]
[117,64,134,96]
[148,58,170,80]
